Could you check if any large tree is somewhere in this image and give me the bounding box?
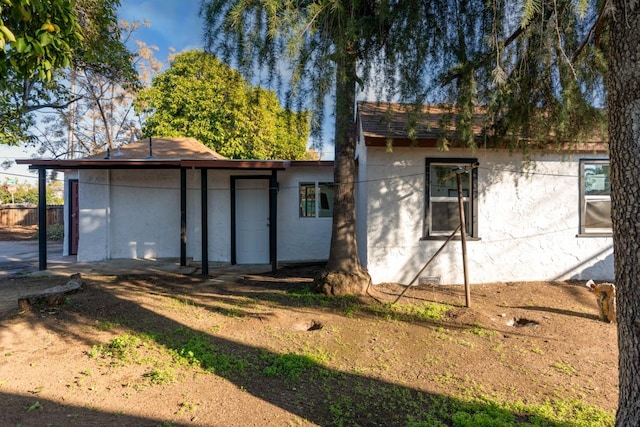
[608,2,640,425]
[200,0,602,295]
[38,22,162,160]
[201,1,438,295]
[198,1,608,272]
[135,49,310,160]
[201,1,638,422]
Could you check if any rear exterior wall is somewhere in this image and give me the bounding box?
[357,146,614,285]
[74,166,333,264]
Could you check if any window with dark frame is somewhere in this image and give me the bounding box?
[580,160,612,235]
[299,182,334,218]
[299,182,316,217]
[424,158,478,238]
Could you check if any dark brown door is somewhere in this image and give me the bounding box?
[70,180,79,255]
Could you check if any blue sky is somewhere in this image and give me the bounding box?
[117,0,204,60]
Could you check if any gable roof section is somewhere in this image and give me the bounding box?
[358,101,608,153]
[17,137,314,170]
[87,137,227,160]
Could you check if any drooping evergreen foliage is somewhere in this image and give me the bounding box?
[477,0,607,148]
[135,50,310,160]
[201,0,606,149]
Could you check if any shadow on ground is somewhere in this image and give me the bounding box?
[2,269,610,426]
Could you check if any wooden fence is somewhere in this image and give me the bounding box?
[0,205,64,227]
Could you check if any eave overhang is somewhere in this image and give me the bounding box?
[16,158,294,170]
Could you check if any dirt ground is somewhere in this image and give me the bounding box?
[0,265,618,426]
[0,226,39,241]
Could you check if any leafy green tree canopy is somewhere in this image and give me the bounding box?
[0,0,136,146]
[135,50,310,160]
[0,0,82,82]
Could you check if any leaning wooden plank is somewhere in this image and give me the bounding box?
[18,274,83,310]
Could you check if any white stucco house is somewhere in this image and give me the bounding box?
[354,102,613,285]
[19,137,335,274]
[19,102,613,285]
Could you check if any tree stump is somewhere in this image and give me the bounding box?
[18,273,83,310]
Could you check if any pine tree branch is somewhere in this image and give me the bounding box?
[440,18,531,87]
[441,3,572,87]
[570,0,610,63]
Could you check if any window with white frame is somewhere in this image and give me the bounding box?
[580,160,611,234]
[299,182,334,218]
[424,158,478,238]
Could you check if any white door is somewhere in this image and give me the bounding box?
[236,179,270,264]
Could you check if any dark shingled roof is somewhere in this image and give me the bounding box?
[357,101,608,152]
[357,101,486,146]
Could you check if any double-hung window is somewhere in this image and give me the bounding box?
[580,160,612,235]
[424,158,478,238]
[299,182,334,218]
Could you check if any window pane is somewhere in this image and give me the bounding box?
[318,183,334,217]
[585,200,612,230]
[582,161,612,234]
[431,165,470,197]
[299,183,316,217]
[584,164,611,196]
[432,201,471,234]
[429,163,473,235]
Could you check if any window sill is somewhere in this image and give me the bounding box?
[420,236,482,242]
[576,233,612,238]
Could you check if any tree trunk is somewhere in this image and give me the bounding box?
[608,3,640,425]
[314,49,371,296]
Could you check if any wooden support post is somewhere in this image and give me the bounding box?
[393,225,461,304]
[456,172,471,308]
[180,168,187,266]
[38,168,47,271]
[269,170,278,273]
[201,168,209,276]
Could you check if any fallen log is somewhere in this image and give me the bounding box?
[18,273,83,310]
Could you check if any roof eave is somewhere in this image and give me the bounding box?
[16,158,294,170]
[363,136,609,153]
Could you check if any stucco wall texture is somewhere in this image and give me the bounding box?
[70,149,613,286]
[356,145,614,285]
[73,165,334,265]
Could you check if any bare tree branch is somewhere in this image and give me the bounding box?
[23,97,84,113]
